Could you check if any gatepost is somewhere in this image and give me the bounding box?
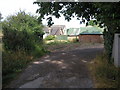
[112,33,120,67]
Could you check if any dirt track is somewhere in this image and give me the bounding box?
[8,43,104,88]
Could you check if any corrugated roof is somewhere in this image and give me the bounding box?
[80,26,103,35]
[67,28,80,35]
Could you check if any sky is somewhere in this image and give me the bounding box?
[0,0,86,28]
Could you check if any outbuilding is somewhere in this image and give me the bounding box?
[67,28,80,41]
[78,26,104,43]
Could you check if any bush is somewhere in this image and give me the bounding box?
[2,11,44,52]
[2,11,47,87]
[103,29,120,62]
[103,31,114,61]
[32,44,47,57]
[45,35,55,40]
[72,38,79,43]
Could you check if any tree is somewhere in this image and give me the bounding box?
[33,2,120,60]
[2,11,44,51]
[87,20,97,26]
[33,2,119,29]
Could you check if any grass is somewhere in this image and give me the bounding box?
[2,45,48,87]
[44,40,81,52]
[2,50,34,87]
[44,40,103,53]
[89,53,120,88]
[46,40,70,45]
[44,35,55,40]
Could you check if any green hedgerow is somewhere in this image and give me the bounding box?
[45,35,55,40]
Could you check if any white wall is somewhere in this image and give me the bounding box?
[43,33,49,39]
[112,33,120,67]
[63,27,67,35]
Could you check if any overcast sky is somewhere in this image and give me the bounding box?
[0,0,85,28]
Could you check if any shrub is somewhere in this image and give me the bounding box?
[103,31,114,61]
[45,35,55,40]
[2,11,47,87]
[103,29,120,62]
[2,11,44,52]
[72,38,79,43]
[32,44,47,57]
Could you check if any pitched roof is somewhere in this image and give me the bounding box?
[51,25,65,29]
[80,26,103,35]
[43,27,49,33]
[50,27,61,35]
[43,25,65,35]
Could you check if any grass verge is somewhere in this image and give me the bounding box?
[2,47,48,88]
[89,53,120,88]
[2,50,34,87]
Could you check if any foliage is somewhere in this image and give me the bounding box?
[33,2,119,28]
[33,2,120,60]
[72,38,79,43]
[2,48,47,87]
[2,11,48,87]
[2,11,44,52]
[89,53,120,88]
[45,35,55,40]
[87,20,98,26]
[103,30,114,61]
[93,3,120,60]
[2,50,33,86]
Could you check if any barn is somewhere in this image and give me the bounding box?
[43,25,66,39]
[78,26,104,43]
[66,28,80,41]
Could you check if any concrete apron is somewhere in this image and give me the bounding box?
[19,72,93,88]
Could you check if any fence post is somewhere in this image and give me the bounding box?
[112,33,120,67]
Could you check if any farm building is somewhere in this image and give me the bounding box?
[43,25,66,39]
[66,28,80,41]
[78,26,104,43]
[43,25,104,43]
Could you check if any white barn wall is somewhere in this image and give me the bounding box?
[112,34,120,67]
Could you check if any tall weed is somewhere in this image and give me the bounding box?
[2,50,34,86]
[90,53,120,88]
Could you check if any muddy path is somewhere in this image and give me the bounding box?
[8,43,104,88]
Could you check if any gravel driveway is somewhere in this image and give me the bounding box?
[7,43,104,88]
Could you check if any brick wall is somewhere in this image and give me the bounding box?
[78,35,103,43]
